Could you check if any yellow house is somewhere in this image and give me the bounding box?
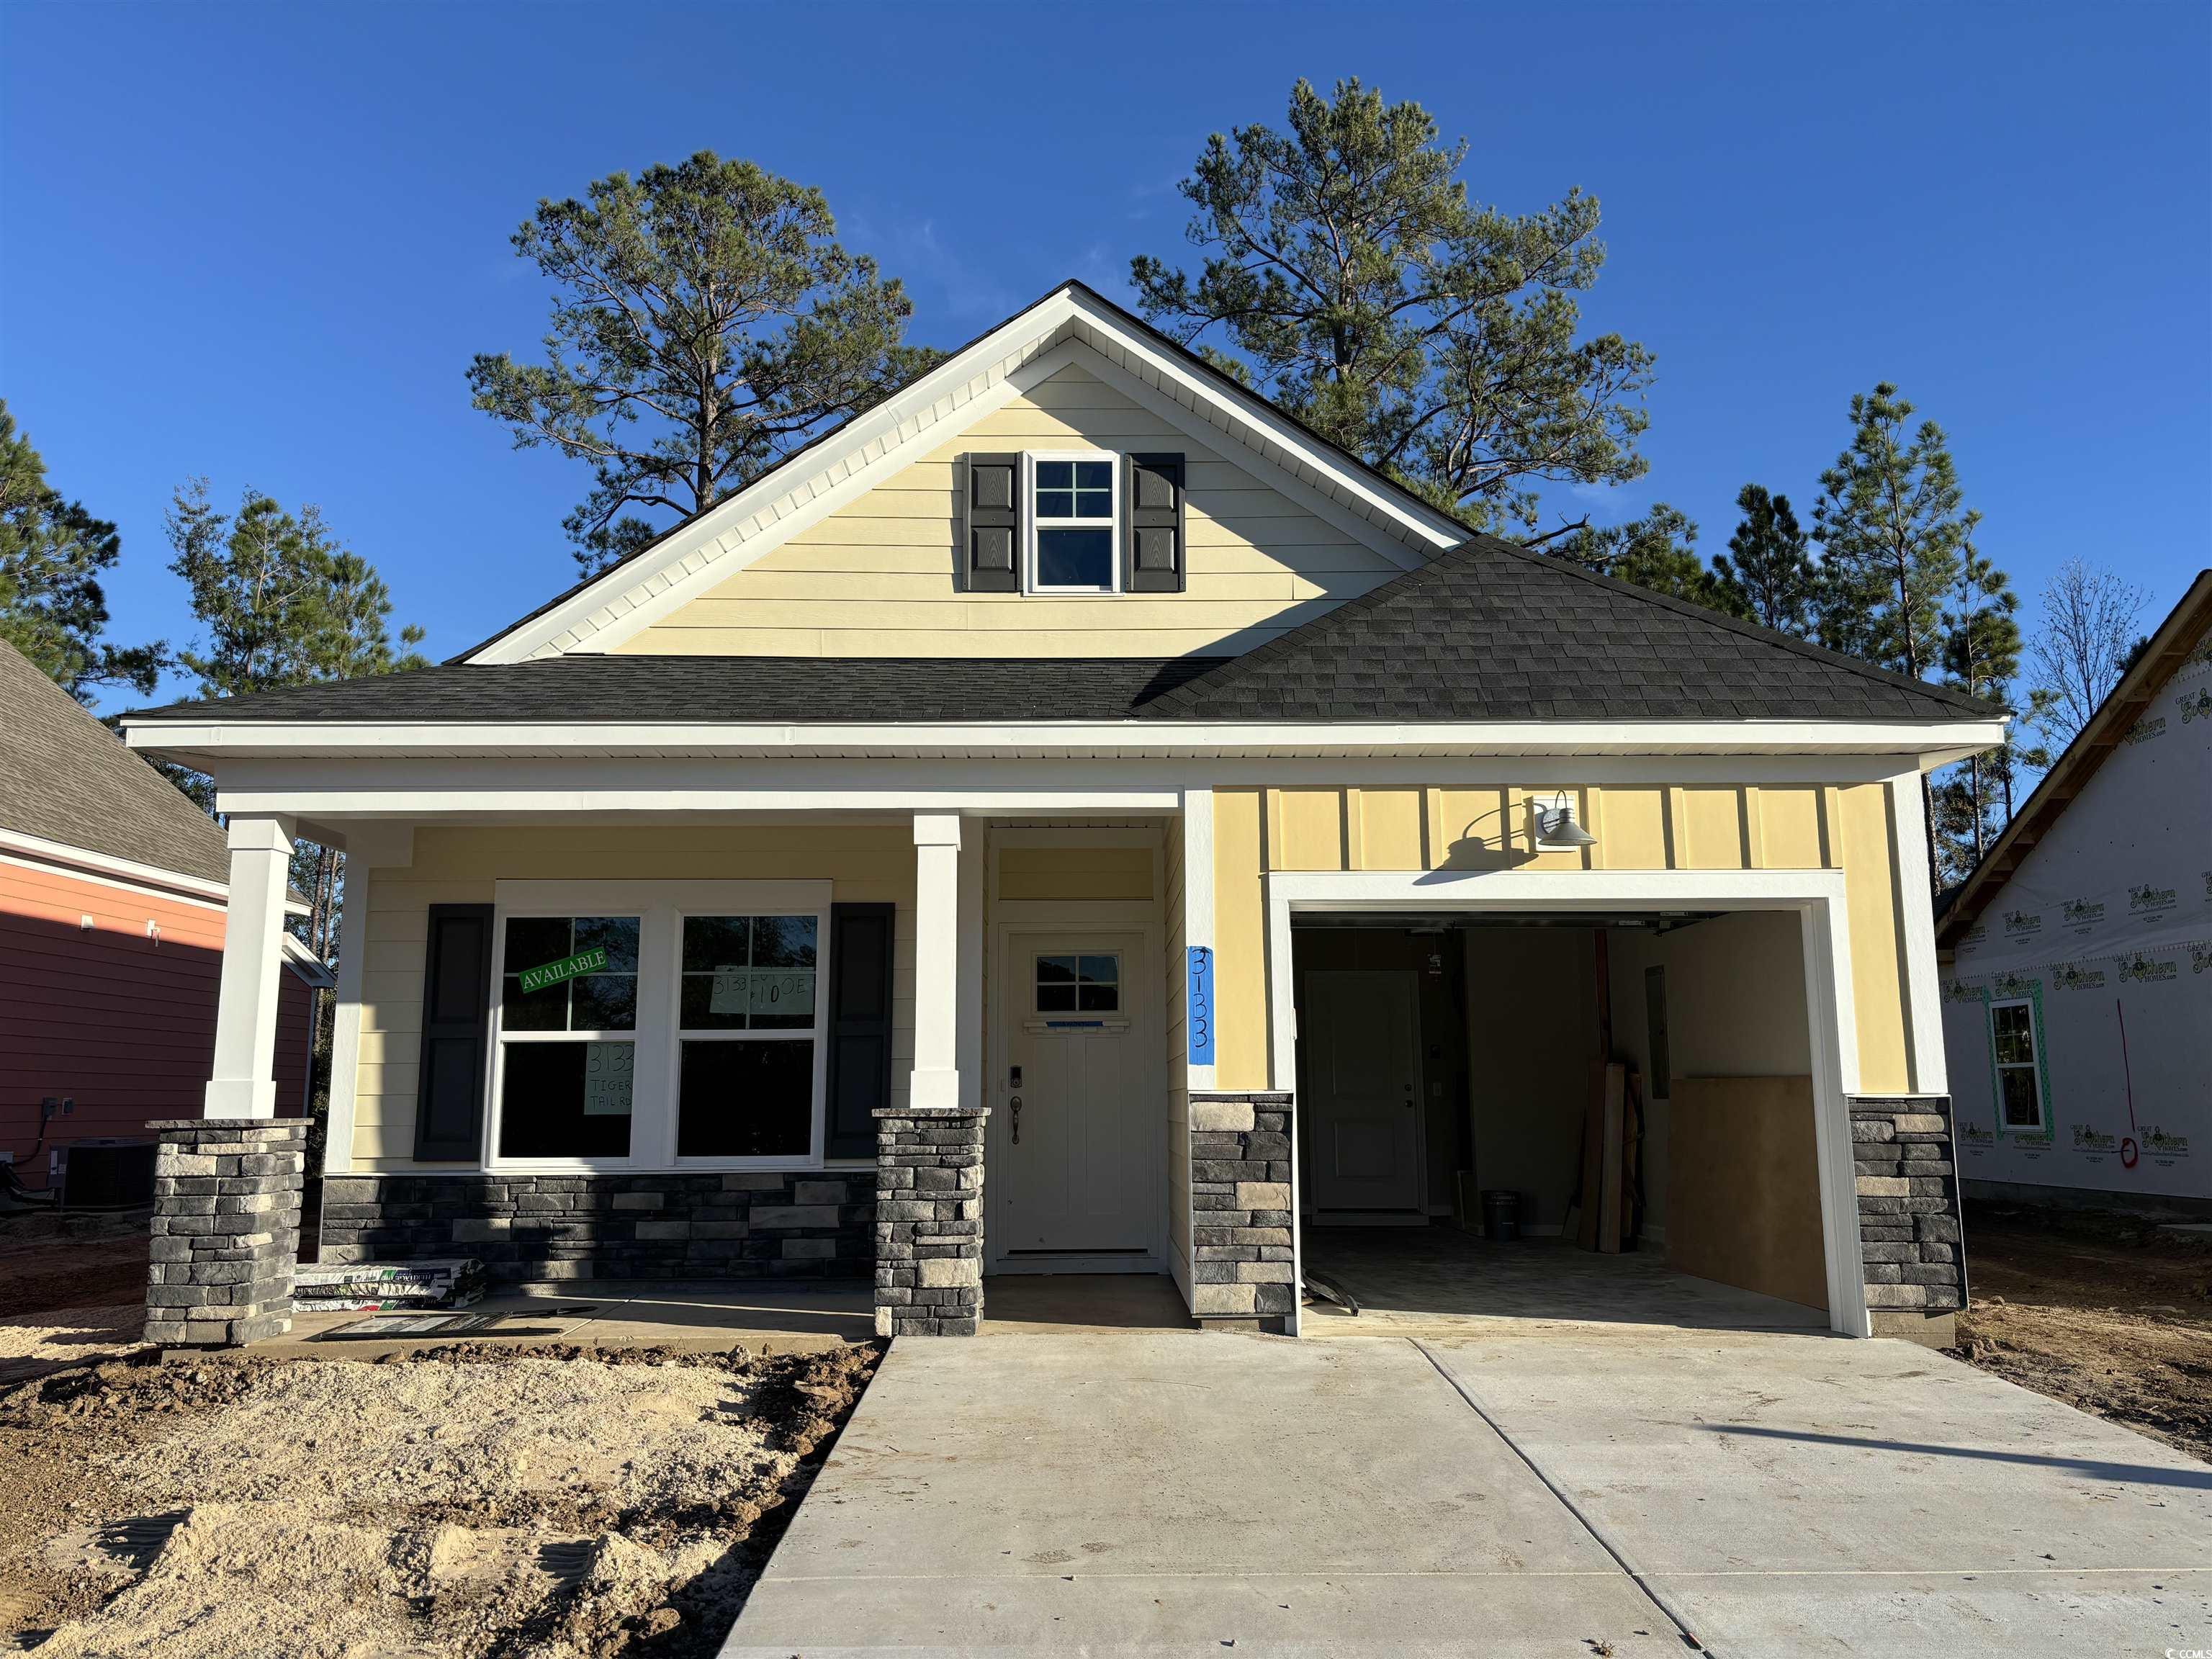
[124,282,2004,1346]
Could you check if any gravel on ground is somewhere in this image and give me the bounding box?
[0,1339,880,1658]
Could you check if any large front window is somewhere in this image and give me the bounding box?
[487,883,832,1169]
[677,914,819,1157]
[497,915,639,1159]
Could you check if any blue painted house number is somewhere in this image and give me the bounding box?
[1186,945,1214,1066]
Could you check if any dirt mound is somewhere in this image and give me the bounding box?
[1952,1204,2212,1464]
[1,1340,880,1656]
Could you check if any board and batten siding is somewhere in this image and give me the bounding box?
[614,361,1406,659]
[346,824,916,1172]
[1209,783,1917,1099]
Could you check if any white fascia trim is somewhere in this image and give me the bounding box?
[1061,292,1467,552]
[0,827,230,908]
[462,284,1467,665]
[281,932,338,987]
[1071,336,1431,571]
[467,300,1086,665]
[124,716,2009,763]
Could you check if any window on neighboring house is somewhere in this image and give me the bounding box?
[1029,454,1117,593]
[496,914,641,1159]
[675,914,820,1158]
[1036,952,1120,1014]
[1989,998,2046,1130]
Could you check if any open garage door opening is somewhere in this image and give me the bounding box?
[1292,908,1838,1336]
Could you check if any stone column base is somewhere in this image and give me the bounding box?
[145,1119,306,1347]
[1189,1092,1295,1331]
[1851,1096,1966,1318]
[874,1106,987,1336]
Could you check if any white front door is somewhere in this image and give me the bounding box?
[990,930,1158,1269]
[1301,968,1424,1215]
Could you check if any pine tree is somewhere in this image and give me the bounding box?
[1132,78,1655,536]
[469,151,939,576]
[1812,385,1977,891]
[166,480,428,1144]
[1555,505,1748,615]
[1933,538,2023,881]
[1712,485,1820,637]
[0,401,166,703]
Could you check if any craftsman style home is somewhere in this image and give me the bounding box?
[123,282,2004,1345]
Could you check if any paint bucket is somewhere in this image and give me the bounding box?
[1480,1189,1521,1241]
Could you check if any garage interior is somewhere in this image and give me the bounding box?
[1292,909,1833,1333]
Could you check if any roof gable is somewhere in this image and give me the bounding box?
[1936,569,2212,950]
[463,281,1468,666]
[0,641,230,886]
[1146,535,2004,724]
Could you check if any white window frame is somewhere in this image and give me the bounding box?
[1024,449,1120,595]
[485,880,832,1173]
[1987,995,2046,1133]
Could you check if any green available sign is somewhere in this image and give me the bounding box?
[518,946,608,994]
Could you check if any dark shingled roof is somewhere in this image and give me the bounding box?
[125,655,1227,724]
[124,537,1997,730]
[1145,536,1998,722]
[0,640,231,884]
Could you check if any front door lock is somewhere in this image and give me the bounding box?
[1010,1096,1023,1144]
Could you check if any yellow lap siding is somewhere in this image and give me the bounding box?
[616,360,1404,659]
[997,845,1154,902]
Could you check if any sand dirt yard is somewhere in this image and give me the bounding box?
[0,1339,879,1657]
[1954,1200,2212,1463]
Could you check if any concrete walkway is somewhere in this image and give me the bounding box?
[726,1325,2212,1658]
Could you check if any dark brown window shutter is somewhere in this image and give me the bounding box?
[963,453,1021,592]
[824,902,897,1158]
[1127,452,1185,592]
[413,903,494,1161]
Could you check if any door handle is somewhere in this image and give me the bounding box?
[1010,1096,1022,1144]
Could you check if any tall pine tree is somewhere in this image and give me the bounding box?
[1712,485,1820,637]
[1812,385,1976,891]
[0,401,166,703]
[1933,538,2023,881]
[166,480,428,1143]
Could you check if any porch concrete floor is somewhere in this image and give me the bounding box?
[724,1326,2212,1658]
[1302,1225,1830,1334]
[254,1278,873,1359]
[982,1272,1195,1334]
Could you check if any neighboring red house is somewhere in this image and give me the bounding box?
[0,642,328,1194]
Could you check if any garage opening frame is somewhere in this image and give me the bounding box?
[1263,867,1871,1339]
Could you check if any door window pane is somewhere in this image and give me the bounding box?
[499,1041,634,1158]
[1037,953,1119,1014]
[678,1040,815,1157]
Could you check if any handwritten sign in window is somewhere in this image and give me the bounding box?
[517,945,609,994]
[581,1043,634,1116]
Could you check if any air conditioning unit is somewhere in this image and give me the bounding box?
[59,1139,158,1210]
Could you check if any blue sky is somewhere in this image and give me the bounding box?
[4,2,2206,712]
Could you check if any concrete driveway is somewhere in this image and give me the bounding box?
[726,1326,2212,1657]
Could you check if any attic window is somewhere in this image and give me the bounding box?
[1028,454,1118,593]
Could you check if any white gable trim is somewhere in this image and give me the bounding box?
[464,284,1465,665]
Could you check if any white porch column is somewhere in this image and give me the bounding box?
[909,812,963,1112]
[204,814,296,1119]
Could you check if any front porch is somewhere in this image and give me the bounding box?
[152,808,1214,1346]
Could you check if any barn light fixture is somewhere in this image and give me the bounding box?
[1533,791,1597,850]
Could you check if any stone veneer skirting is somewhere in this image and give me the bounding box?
[318,1170,877,1282]
[1188,1092,1295,1328]
[873,1106,987,1336]
[145,1119,307,1346]
[1850,1096,1966,1315]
